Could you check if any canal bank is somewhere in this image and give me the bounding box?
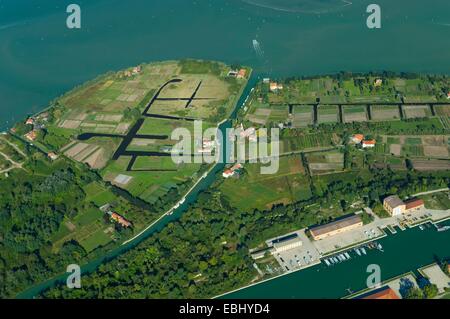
[219,219,450,299]
[16,74,259,299]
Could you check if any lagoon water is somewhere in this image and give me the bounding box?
[0,0,450,129]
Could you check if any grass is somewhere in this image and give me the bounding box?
[79,228,112,252]
[73,207,104,227]
[83,182,117,207]
[219,156,311,211]
[419,192,450,210]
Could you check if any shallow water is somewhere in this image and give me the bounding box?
[0,0,449,130]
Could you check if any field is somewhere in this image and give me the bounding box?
[245,101,289,126]
[371,105,401,121]
[377,135,450,159]
[317,105,339,124]
[34,60,248,206]
[101,156,203,204]
[403,105,432,119]
[434,105,450,129]
[411,159,450,172]
[291,105,313,127]
[219,155,312,211]
[343,105,368,123]
[280,133,336,153]
[306,150,344,175]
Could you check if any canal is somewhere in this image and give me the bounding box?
[17,74,259,299]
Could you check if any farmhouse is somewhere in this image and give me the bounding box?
[237,69,247,79]
[374,79,383,87]
[47,152,59,161]
[309,214,363,241]
[108,211,132,228]
[25,118,34,125]
[447,92,450,99]
[351,134,364,144]
[270,233,302,253]
[24,130,38,141]
[362,139,376,148]
[383,196,425,216]
[269,82,283,92]
[222,163,243,178]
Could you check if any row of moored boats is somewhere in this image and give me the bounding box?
[323,242,383,267]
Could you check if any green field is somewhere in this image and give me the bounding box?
[219,156,312,211]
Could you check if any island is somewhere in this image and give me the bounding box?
[1,65,449,299]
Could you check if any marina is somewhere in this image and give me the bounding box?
[221,218,450,299]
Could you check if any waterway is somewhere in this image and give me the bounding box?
[17,72,258,299]
[1,0,450,130]
[7,0,450,298]
[222,220,450,298]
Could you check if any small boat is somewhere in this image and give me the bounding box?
[324,259,331,266]
[419,225,424,230]
[437,225,450,232]
[377,243,383,251]
[355,248,361,256]
[329,258,335,264]
[361,247,367,255]
[333,257,339,263]
[339,254,346,261]
[344,252,351,259]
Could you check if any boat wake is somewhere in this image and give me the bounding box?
[240,0,352,14]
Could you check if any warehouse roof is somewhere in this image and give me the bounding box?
[309,214,362,237]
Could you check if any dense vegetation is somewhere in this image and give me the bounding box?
[41,167,450,299]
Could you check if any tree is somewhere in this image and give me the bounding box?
[423,283,439,299]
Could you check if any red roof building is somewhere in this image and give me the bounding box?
[362,139,376,148]
[361,287,400,299]
[404,198,425,211]
[110,212,132,228]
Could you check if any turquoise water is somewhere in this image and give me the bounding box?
[1,0,450,129]
[223,221,450,299]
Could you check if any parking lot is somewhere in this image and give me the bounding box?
[267,231,321,272]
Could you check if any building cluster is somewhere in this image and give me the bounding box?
[351,134,376,148]
[22,112,49,142]
[308,214,363,241]
[222,163,243,178]
[383,195,425,217]
[227,68,247,79]
[123,65,142,77]
[269,82,283,93]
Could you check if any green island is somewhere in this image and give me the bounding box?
[1,63,450,299]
